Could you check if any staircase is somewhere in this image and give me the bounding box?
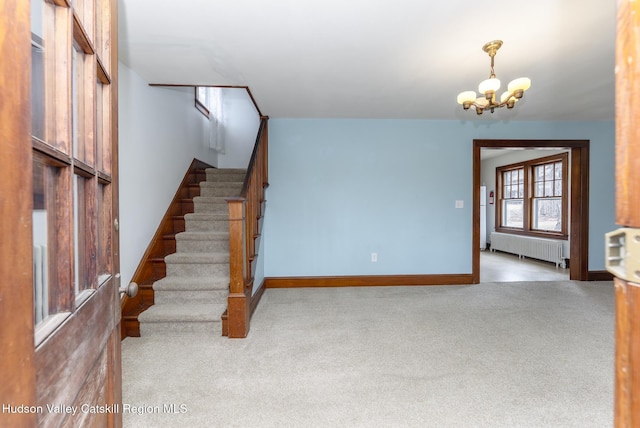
[138,168,246,336]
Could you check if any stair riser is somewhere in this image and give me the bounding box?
[177,239,229,253]
[193,196,230,206]
[193,202,229,213]
[199,187,243,197]
[166,263,230,277]
[205,174,246,182]
[154,290,228,305]
[140,321,221,336]
[184,219,229,232]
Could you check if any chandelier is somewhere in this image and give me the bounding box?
[456,40,531,115]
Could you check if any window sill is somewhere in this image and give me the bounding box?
[494,228,568,241]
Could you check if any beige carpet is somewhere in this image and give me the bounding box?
[121,281,614,428]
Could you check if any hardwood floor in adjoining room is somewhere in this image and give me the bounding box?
[480,250,570,282]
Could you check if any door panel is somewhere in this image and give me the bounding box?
[614,1,640,426]
[35,278,118,426]
[0,1,38,426]
[0,0,121,426]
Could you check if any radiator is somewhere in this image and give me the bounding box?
[33,244,48,324]
[490,232,565,268]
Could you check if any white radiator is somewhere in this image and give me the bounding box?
[33,244,48,324]
[490,232,565,268]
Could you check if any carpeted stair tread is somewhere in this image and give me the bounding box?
[165,252,229,264]
[175,232,229,253]
[138,303,226,323]
[153,276,229,291]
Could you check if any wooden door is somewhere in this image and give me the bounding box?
[0,0,122,426]
[614,2,640,426]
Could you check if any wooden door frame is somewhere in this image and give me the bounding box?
[472,139,590,283]
[614,1,640,425]
[0,1,38,424]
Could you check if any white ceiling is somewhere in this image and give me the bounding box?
[118,0,615,121]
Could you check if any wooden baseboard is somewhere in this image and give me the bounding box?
[264,274,473,288]
[588,270,614,281]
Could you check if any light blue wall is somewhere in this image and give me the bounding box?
[263,119,615,277]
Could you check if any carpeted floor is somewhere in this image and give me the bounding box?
[121,281,614,428]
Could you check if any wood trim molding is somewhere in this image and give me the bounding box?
[97,57,111,84]
[72,12,95,55]
[569,145,590,281]
[0,0,37,421]
[250,279,266,317]
[265,274,474,288]
[120,158,213,339]
[588,270,615,281]
[148,84,264,117]
[33,137,72,166]
[494,152,569,239]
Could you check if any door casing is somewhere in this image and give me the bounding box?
[472,139,590,283]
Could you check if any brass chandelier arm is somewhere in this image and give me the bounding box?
[462,93,518,115]
[456,40,530,115]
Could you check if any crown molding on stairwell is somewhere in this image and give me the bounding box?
[264,274,474,288]
[147,84,264,118]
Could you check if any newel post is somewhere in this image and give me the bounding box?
[225,197,250,338]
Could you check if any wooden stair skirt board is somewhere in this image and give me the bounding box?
[120,159,214,339]
[265,274,474,288]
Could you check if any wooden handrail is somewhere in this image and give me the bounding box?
[240,118,268,197]
[225,117,268,338]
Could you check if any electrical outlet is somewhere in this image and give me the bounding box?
[371,252,378,262]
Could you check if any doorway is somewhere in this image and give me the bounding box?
[472,139,590,283]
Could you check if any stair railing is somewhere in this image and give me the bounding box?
[225,117,268,338]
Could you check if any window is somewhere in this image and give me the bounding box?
[30,0,115,335]
[195,87,210,117]
[532,160,563,232]
[32,156,59,324]
[496,153,568,238]
[196,86,226,153]
[501,167,524,228]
